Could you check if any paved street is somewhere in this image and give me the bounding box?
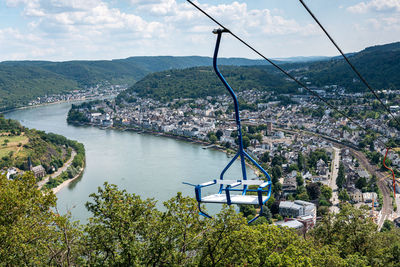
[37,149,77,189]
[330,147,340,214]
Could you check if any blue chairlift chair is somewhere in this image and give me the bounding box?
[184,29,272,224]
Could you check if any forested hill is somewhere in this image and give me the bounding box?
[0,56,272,111]
[1,41,400,110]
[0,65,79,111]
[118,66,294,102]
[0,115,84,174]
[120,41,400,102]
[284,42,400,92]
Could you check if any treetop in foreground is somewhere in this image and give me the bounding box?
[0,174,399,266]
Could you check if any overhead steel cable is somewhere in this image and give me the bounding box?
[299,0,400,130]
[186,0,390,147]
[187,0,397,200]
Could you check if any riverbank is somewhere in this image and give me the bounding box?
[52,165,84,194]
[0,95,116,115]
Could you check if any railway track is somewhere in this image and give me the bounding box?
[277,127,394,227]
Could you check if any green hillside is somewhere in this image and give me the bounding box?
[0,115,84,174]
[286,42,400,91]
[1,41,400,111]
[119,66,294,102]
[0,65,78,111]
[0,56,271,111]
[119,42,400,102]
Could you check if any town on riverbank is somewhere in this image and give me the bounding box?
[67,86,400,229]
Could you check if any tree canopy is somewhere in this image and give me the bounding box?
[1,173,400,266]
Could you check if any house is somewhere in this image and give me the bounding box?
[6,167,17,179]
[275,219,304,233]
[27,157,46,179]
[316,159,328,176]
[276,201,317,234]
[102,119,113,127]
[362,192,378,203]
[348,188,363,202]
[282,181,297,196]
[31,165,46,179]
[279,200,316,223]
[357,169,370,179]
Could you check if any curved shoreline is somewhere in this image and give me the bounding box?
[52,165,84,194]
[0,96,114,115]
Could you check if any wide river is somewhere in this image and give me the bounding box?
[5,102,256,222]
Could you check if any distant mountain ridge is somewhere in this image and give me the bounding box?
[0,56,278,111]
[0,41,399,110]
[120,41,400,101]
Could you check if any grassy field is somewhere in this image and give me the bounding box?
[0,135,28,158]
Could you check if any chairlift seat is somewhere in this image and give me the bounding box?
[202,193,269,205]
[194,179,271,206]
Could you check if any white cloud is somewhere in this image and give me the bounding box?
[141,1,318,37]
[0,0,334,61]
[17,0,165,38]
[366,16,400,31]
[347,0,400,14]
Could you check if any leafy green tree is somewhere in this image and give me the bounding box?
[224,141,231,149]
[271,166,282,184]
[83,182,158,265]
[261,151,270,163]
[239,204,256,217]
[337,163,346,188]
[370,151,382,164]
[297,152,306,171]
[381,220,394,232]
[247,125,256,134]
[209,134,218,143]
[307,183,321,200]
[255,133,263,143]
[308,149,329,169]
[288,163,299,172]
[0,172,81,265]
[242,136,250,149]
[355,177,367,191]
[272,182,282,195]
[296,186,310,201]
[215,129,223,140]
[142,193,206,265]
[271,155,286,166]
[317,206,330,217]
[338,189,350,202]
[321,185,333,200]
[3,173,400,266]
[296,174,304,187]
[311,204,377,263]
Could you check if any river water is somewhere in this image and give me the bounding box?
[5,102,255,222]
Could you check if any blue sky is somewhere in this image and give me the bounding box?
[1,0,399,61]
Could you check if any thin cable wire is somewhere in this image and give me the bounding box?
[299,0,400,130]
[186,0,390,147]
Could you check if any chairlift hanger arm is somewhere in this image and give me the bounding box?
[213,28,248,183]
[183,27,273,224]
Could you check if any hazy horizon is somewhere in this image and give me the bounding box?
[1,0,400,61]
